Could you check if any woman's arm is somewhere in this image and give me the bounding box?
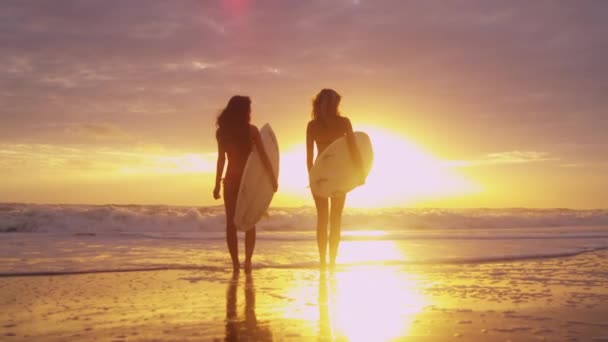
[213,131,226,199]
[251,125,278,192]
[344,118,365,183]
[306,121,315,173]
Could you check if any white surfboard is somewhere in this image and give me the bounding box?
[234,124,279,231]
[309,132,373,198]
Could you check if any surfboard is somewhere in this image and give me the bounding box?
[309,132,373,198]
[234,124,280,231]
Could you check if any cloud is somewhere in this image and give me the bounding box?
[66,123,135,142]
[3,56,33,73]
[451,151,558,167]
[0,143,89,172]
[163,60,225,72]
[0,1,607,159]
[0,143,216,175]
[559,163,587,168]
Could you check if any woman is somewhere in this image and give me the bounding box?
[306,89,363,270]
[213,95,278,273]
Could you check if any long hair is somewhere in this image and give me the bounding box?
[216,95,251,147]
[312,88,341,121]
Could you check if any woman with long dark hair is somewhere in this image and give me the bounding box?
[214,95,277,273]
[306,89,363,270]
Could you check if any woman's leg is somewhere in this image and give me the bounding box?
[313,195,329,269]
[328,195,346,268]
[244,227,256,273]
[224,180,240,272]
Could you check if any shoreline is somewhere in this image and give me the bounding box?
[2,250,608,341]
[2,245,607,279]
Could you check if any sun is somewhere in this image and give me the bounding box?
[347,125,479,207]
[275,125,479,208]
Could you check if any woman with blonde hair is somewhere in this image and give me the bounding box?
[306,89,363,270]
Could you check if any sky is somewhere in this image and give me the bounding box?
[1,0,607,208]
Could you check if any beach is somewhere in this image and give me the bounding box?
[2,250,608,341]
[2,204,608,341]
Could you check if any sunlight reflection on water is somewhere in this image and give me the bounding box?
[281,241,429,341]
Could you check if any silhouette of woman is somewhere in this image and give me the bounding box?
[225,273,273,341]
[306,89,363,270]
[214,96,278,273]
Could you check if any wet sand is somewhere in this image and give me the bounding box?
[2,250,608,341]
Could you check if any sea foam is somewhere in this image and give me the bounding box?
[1,203,608,234]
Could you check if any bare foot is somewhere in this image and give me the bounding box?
[232,262,241,274]
[244,260,252,274]
[320,261,327,272]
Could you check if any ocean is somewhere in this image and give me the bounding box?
[2,204,608,276]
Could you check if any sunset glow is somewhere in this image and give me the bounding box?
[2,2,608,341]
[278,125,479,208]
[1,1,606,208]
[347,126,480,207]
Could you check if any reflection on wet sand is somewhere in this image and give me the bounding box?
[314,267,428,341]
[225,272,273,341]
[318,273,332,341]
